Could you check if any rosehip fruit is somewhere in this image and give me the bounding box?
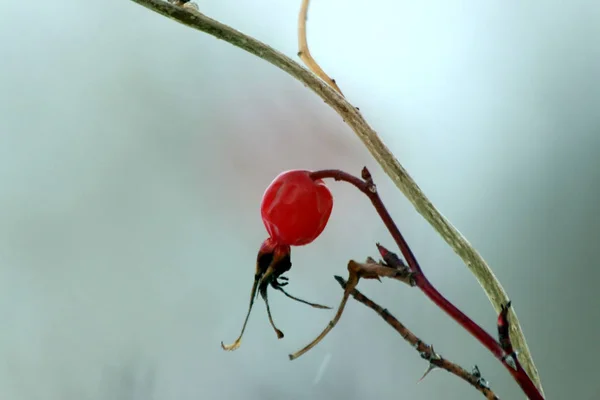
[261,170,334,246]
[221,170,333,352]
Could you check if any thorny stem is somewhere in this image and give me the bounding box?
[309,167,543,400]
[130,0,543,395]
[334,275,500,400]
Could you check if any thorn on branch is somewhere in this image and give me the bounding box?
[504,353,518,371]
[417,344,442,383]
[417,363,437,383]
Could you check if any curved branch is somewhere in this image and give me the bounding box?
[129,0,544,395]
[297,0,344,95]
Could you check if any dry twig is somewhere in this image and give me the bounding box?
[290,257,500,398]
[297,0,344,95]
[334,274,500,400]
[288,259,399,360]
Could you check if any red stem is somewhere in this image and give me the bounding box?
[310,168,543,400]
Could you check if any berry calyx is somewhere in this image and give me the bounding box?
[261,170,333,246]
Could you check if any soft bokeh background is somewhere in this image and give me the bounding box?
[1,0,599,399]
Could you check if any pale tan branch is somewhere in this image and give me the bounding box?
[129,1,543,395]
[297,0,344,95]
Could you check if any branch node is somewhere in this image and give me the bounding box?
[419,344,441,362]
[471,365,491,390]
[503,353,518,371]
[478,377,491,390]
[376,243,408,271]
[498,300,515,355]
[183,2,198,11]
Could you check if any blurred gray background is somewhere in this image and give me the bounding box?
[1,0,599,399]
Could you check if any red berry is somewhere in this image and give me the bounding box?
[221,170,333,351]
[261,170,333,246]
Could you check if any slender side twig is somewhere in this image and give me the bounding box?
[303,168,543,400]
[297,0,344,95]
[129,1,544,395]
[288,259,410,360]
[334,275,500,400]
